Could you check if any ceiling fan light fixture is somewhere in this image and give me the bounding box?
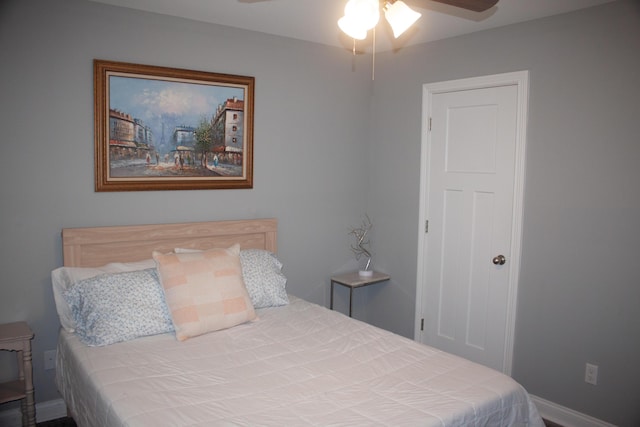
[384,0,421,38]
[338,0,380,39]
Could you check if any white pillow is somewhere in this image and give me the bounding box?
[174,248,288,308]
[52,259,155,332]
[64,268,174,346]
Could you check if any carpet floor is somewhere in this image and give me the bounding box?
[36,417,77,427]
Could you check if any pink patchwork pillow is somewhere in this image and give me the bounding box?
[153,244,256,341]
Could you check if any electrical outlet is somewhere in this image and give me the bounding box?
[585,363,598,385]
[44,350,57,370]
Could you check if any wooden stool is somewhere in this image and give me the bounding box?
[0,322,35,427]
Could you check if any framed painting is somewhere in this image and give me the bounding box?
[94,59,254,191]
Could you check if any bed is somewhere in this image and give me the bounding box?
[53,218,544,427]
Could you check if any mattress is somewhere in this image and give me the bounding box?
[56,296,543,427]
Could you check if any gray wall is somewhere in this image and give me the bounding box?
[0,0,372,406]
[1,0,639,425]
[366,1,640,426]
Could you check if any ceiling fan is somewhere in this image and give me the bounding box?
[417,0,498,13]
[335,0,498,79]
[338,0,498,41]
[241,0,499,12]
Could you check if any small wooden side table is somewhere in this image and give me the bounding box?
[330,271,390,317]
[0,322,35,427]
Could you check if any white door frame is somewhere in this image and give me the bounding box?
[415,71,529,375]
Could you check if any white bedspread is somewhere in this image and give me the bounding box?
[56,296,543,427]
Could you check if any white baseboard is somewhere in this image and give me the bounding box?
[531,395,617,427]
[0,398,67,426]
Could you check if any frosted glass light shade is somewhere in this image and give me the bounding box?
[338,0,380,39]
[384,1,421,38]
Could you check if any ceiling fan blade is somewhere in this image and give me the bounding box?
[422,0,499,12]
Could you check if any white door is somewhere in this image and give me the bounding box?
[415,72,528,374]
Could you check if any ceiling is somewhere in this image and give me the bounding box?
[88,0,614,52]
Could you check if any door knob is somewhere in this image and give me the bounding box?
[492,255,506,265]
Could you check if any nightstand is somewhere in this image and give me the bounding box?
[0,322,35,427]
[330,271,390,317]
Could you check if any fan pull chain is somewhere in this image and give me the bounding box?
[372,26,376,81]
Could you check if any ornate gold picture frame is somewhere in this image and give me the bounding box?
[94,59,254,191]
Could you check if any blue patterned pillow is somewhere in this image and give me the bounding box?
[240,249,288,308]
[64,268,174,346]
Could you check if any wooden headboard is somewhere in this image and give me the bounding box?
[62,218,277,268]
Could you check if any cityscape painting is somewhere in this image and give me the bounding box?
[94,59,254,191]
